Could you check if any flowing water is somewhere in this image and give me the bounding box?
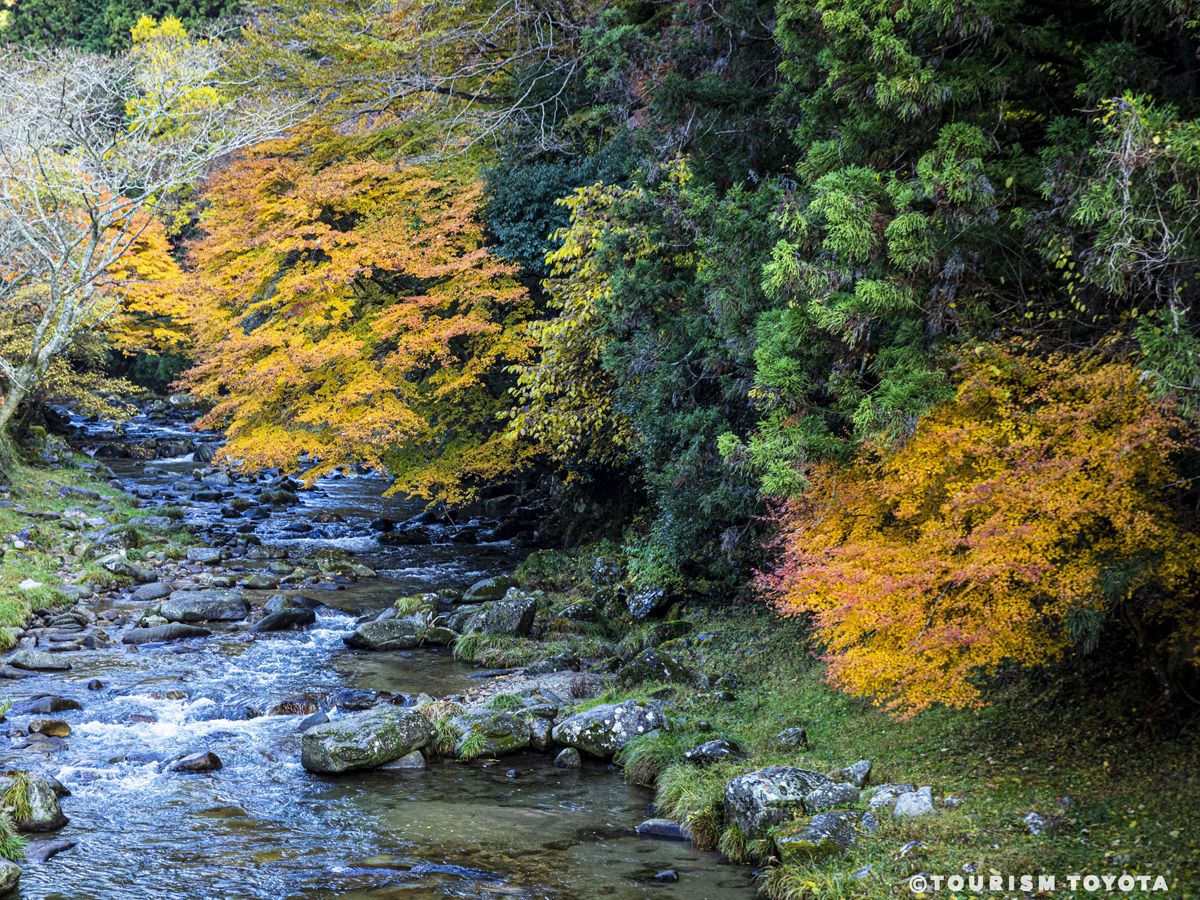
[2,411,757,899]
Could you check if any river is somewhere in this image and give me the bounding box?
[1,408,757,900]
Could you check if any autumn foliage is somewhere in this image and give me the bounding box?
[183,127,532,502]
[761,349,1200,716]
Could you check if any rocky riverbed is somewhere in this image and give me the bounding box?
[0,404,758,899]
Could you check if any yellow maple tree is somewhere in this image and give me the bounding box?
[763,347,1200,715]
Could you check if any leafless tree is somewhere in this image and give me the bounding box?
[0,36,294,436]
[241,0,614,154]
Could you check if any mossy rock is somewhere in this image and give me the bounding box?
[450,711,531,757]
[300,708,434,773]
[773,812,857,864]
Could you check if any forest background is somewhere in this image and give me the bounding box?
[2,0,1200,723]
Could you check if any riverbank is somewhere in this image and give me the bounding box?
[448,551,1200,899]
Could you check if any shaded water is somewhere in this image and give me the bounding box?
[1,412,757,899]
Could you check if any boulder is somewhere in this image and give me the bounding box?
[96,553,155,583]
[776,727,808,750]
[527,716,553,752]
[866,783,917,811]
[615,648,691,689]
[723,767,834,841]
[130,582,173,602]
[300,708,434,774]
[471,595,537,637]
[804,782,860,814]
[252,608,317,632]
[461,575,519,603]
[523,652,580,676]
[627,587,670,619]
[7,651,70,672]
[893,786,935,818]
[0,859,17,895]
[683,739,741,764]
[423,625,459,645]
[28,720,71,738]
[240,573,278,590]
[0,774,67,832]
[160,590,249,623]
[552,699,668,757]
[342,617,425,651]
[186,548,222,564]
[297,712,329,732]
[839,759,872,788]
[553,748,581,769]
[774,812,857,864]
[451,711,531,757]
[8,696,80,715]
[377,750,426,770]
[121,624,211,645]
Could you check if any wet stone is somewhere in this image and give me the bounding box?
[24,838,77,864]
[171,751,223,773]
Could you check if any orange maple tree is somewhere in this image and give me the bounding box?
[762,347,1200,716]
[183,126,533,502]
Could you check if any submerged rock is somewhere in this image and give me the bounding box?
[23,838,76,864]
[636,818,690,840]
[552,699,668,757]
[300,708,434,774]
[723,767,834,841]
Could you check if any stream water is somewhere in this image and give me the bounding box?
[1,411,757,899]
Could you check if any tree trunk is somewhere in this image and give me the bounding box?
[0,380,27,440]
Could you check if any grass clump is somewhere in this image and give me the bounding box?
[613,730,690,785]
[453,632,543,667]
[758,866,855,900]
[393,594,437,618]
[419,699,466,756]
[1,772,33,824]
[456,730,487,761]
[485,693,525,712]
[654,763,729,850]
